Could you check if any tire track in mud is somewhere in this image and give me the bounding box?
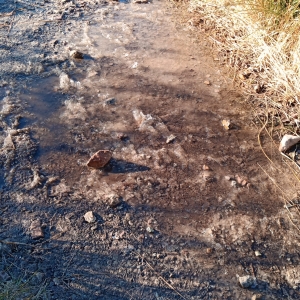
[1,1,300,299]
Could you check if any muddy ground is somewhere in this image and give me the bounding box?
[1,0,300,299]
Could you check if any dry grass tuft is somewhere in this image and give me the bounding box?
[187,0,300,138]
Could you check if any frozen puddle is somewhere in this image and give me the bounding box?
[12,1,209,185]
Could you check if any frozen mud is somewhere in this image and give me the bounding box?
[1,0,300,299]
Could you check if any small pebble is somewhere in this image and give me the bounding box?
[231,180,237,188]
[146,226,154,233]
[84,211,96,223]
[206,248,213,254]
[166,134,176,144]
[255,250,262,257]
[108,195,122,208]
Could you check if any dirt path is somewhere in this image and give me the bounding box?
[1,0,300,299]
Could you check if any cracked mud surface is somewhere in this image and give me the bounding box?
[1,0,300,299]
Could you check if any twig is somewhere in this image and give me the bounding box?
[0,11,14,17]
[0,239,35,247]
[62,252,76,278]
[249,263,255,277]
[257,163,300,233]
[257,114,274,165]
[281,152,300,171]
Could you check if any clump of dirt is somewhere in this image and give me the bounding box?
[1,0,300,299]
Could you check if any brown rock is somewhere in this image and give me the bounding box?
[30,219,44,239]
[241,179,247,187]
[87,150,112,169]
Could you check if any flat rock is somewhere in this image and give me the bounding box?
[87,150,112,169]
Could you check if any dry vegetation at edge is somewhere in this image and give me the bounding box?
[182,0,300,138]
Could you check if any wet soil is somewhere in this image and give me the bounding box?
[1,0,300,299]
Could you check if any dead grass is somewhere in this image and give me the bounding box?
[0,251,49,300]
[184,0,300,139]
[0,277,48,300]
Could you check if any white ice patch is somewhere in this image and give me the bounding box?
[59,72,81,90]
[0,96,15,116]
[132,109,156,133]
[61,99,87,121]
[132,109,187,166]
